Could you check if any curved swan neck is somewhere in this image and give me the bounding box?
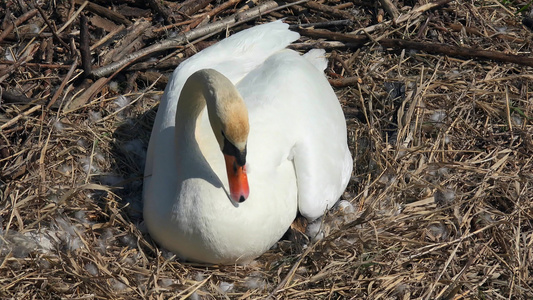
[175,69,249,149]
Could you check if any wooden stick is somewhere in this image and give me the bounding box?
[73,0,131,26]
[285,0,354,20]
[79,13,91,76]
[379,0,400,21]
[56,0,88,34]
[298,28,533,67]
[90,24,125,51]
[328,76,361,87]
[305,1,355,20]
[47,59,79,110]
[146,0,173,24]
[90,1,280,78]
[207,0,243,18]
[178,0,212,17]
[0,9,38,43]
[350,0,454,34]
[35,5,71,50]
[0,60,73,69]
[1,105,42,130]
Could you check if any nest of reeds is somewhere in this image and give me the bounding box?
[0,0,532,299]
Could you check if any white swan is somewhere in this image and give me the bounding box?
[143,21,352,264]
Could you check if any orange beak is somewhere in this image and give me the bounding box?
[224,154,249,202]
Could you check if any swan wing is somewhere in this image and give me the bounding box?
[238,50,353,222]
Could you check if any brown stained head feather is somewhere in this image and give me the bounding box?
[219,98,249,151]
[200,69,250,151]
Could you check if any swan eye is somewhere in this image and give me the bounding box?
[221,131,247,166]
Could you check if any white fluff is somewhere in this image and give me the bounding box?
[54,216,84,251]
[114,95,130,109]
[335,200,355,214]
[58,163,72,175]
[109,278,127,291]
[434,188,455,206]
[109,81,119,92]
[511,115,522,126]
[29,23,40,33]
[219,281,233,293]
[119,234,137,248]
[158,278,173,288]
[89,110,102,122]
[123,139,145,157]
[430,110,446,124]
[53,119,65,131]
[306,218,325,242]
[244,274,267,290]
[85,263,99,276]
[74,211,90,225]
[80,156,98,174]
[4,49,14,61]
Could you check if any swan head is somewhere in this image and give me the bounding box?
[200,69,250,203]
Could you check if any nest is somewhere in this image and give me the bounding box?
[1,0,532,299]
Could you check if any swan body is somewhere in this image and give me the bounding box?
[143,21,352,264]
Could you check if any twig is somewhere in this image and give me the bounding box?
[350,0,454,34]
[288,19,353,29]
[268,243,317,298]
[379,0,400,21]
[305,1,355,20]
[152,20,195,33]
[101,19,152,65]
[73,0,131,25]
[328,76,361,87]
[0,8,38,43]
[0,90,34,105]
[285,0,354,20]
[56,0,88,34]
[207,0,243,18]
[407,223,499,260]
[445,23,526,43]
[0,61,73,69]
[178,0,212,17]
[90,1,280,78]
[46,59,78,110]
[90,24,126,51]
[79,13,91,76]
[35,5,71,50]
[1,105,42,130]
[298,28,533,67]
[146,0,173,24]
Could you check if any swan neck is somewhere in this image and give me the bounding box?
[174,69,248,148]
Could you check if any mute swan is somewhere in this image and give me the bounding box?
[143,21,352,264]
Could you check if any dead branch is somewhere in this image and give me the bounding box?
[35,5,71,50]
[73,0,131,26]
[0,8,38,43]
[351,0,455,34]
[79,13,91,76]
[178,0,212,17]
[90,1,279,78]
[298,28,533,67]
[47,59,78,110]
[285,0,354,20]
[146,0,173,24]
[379,0,400,21]
[328,76,361,87]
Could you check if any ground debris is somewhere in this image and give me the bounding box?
[0,0,532,299]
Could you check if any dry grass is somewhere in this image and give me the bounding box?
[1,0,532,299]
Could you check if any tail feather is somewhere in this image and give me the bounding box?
[303,49,328,72]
